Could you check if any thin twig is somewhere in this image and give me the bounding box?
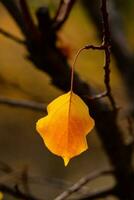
[70,43,111,102]
[101,0,117,110]
[54,168,113,200]
[78,1,117,107]
[88,91,107,100]
[0,28,25,44]
[54,0,65,20]
[67,0,117,108]
[70,47,85,92]
[0,165,42,200]
[71,44,105,93]
[0,96,45,112]
[1,0,28,36]
[19,0,39,41]
[83,0,134,109]
[53,0,76,30]
[0,161,71,191]
[84,44,105,50]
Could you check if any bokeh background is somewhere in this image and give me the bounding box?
[0,0,134,199]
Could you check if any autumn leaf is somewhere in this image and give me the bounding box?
[36,46,95,166]
[36,91,95,166]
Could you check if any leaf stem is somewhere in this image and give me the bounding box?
[70,47,86,92]
[70,44,104,93]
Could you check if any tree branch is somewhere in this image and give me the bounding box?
[53,0,76,30]
[54,168,113,200]
[19,0,40,41]
[82,0,134,113]
[0,28,25,44]
[0,96,45,112]
[1,0,28,36]
[101,0,117,110]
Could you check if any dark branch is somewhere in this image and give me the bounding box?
[53,0,76,30]
[101,0,117,110]
[82,0,134,114]
[0,96,45,112]
[0,163,41,200]
[85,44,105,50]
[1,0,28,36]
[87,91,107,100]
[54,168,113,200]
[19,0,40,41]
[0,28,25,44]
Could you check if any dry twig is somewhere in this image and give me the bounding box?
[53,0,76,30]
[0,96,45,112]
[54,168,113,200]
[101,0,117,110]
[0,28,25,44]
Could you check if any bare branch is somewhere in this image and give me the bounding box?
[54,168,113,200]
[53,0,76,30]
[19,0,40,41]
[101,0,117,110]
[0,96,45,112]
[0,164,41,200]
[87,91,107,100]
[0,28,25,44]
[1,0,28,36]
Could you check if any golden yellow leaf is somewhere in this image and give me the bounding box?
[36,91,95,166]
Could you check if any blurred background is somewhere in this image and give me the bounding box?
[0,0,134,199]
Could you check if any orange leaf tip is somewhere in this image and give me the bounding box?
[63,157,70,166]
[36,91,95,166]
